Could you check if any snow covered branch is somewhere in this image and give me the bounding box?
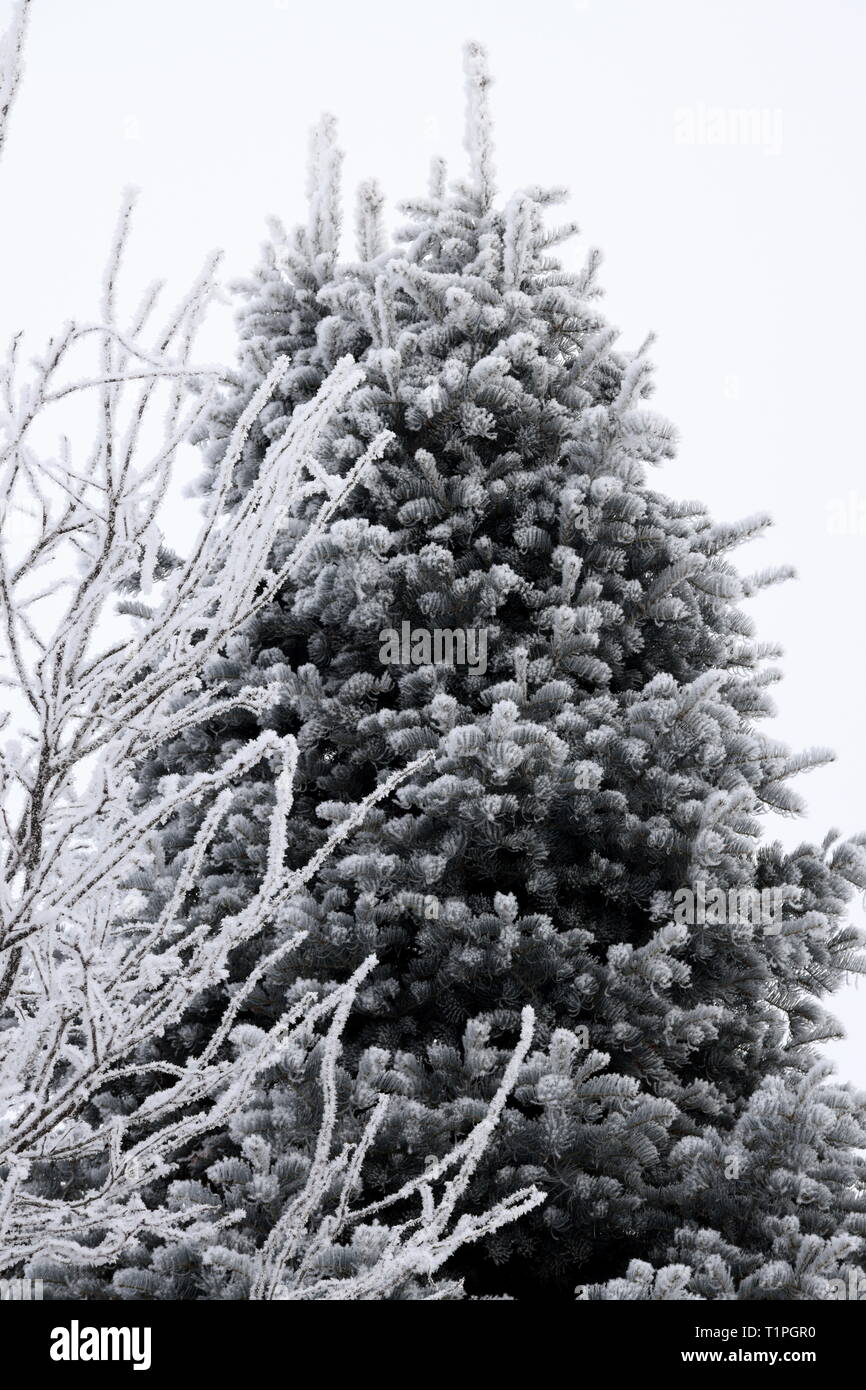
[246,1001,545,1301]
[0,0,29,162]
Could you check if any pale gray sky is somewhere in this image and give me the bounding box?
[2,0,864,1081]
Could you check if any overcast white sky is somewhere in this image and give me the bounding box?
[2,0,865,1081]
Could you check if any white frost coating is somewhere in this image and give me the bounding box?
[354,179,386,265]
[462,40,496,212]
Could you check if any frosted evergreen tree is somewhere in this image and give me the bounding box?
[61,44,866,1300]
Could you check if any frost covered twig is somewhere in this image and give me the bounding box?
[0,0,29,162]
[243,1001,545,1300]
